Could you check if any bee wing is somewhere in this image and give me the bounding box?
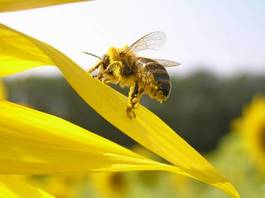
[154,59,181,67]
[123,31,166,54]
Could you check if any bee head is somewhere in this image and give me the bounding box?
[83,51,110,71]
[101,54,110,70]
[101,53,120,83]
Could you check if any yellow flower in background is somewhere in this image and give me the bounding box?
[0,1,240,197]
[29,175,86,198]
[234,96,265,173]
[90,172,127,198]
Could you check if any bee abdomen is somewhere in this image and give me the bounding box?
[144,61,171,98]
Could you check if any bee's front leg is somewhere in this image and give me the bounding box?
[127,82,143,118]
[101,61,122,84]
[103,61,122,74]
[88,62,101,74]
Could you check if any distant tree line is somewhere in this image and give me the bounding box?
[5,71,265,152]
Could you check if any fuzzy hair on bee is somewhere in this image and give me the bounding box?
[85,32,180,118]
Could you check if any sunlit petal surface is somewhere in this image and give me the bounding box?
[0,176,54,198]
[0,100,183,174]
[0,0,88,12]
[0,23,239,198]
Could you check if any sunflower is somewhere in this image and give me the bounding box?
[234,96,265,173]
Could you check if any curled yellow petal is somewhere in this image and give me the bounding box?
[0,176,54,198]
[0,23,239,198]
[0,0,88,12]
[0,24,53,76]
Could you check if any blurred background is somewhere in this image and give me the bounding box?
[1,0,265,197]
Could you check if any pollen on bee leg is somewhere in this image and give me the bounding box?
[132,98,138,103]
[127,102,133,107]
[126,106,136,119]
[134,103,140,108]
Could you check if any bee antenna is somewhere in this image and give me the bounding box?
[83,51,102,60]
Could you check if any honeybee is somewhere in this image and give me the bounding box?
[85,31,180,118]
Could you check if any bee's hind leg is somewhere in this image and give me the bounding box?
[127,82,143,118]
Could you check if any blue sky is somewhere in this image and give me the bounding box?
[0,0,264,76]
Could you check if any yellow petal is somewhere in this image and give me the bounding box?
[0,24,53,76]
[0,100,184,174]
[0,176,54,198]
[0,81,7,100]
[0,0,88,12]
[0,23,239,198]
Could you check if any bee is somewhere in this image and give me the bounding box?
[84,31,180,118]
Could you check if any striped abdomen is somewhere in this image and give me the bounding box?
[136,57,171,99]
